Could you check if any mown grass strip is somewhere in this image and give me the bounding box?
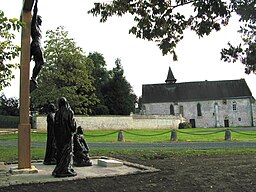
[1,146,256,163]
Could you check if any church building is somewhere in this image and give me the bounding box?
[142,67,256,128]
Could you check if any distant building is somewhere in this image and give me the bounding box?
[142,67,256,128]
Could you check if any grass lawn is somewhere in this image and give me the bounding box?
[1,128,256,162]
[1,128,256,142]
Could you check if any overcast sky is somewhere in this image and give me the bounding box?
[1,0,256,98]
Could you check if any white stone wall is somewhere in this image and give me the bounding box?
[36,115,185,130]
[143,98,255,128]
[252,102,256,126]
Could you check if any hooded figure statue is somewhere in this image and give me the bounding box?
[52,97,77,177]
[43,103,57,165]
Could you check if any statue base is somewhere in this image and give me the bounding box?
[9,165,38,175]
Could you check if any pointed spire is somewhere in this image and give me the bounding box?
[165,66,176,84]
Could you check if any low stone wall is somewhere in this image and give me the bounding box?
[36,115,184,130]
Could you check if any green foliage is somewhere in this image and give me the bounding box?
[0,115,19,128]
[88,53,137,115]
[88,52,111,115]
[102,58,137,115]
[0,94,19,116]
[88,1,256,73]
[178,122,192,129]
[0,10,23,91]
[88,0,230,59]
[31,26,98,114]
[221,0,256,74]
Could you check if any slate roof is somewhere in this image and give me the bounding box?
[142,79,253,103]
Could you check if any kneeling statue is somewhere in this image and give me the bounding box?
[73,126,92,167]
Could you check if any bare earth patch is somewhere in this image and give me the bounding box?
[0,153,256,192]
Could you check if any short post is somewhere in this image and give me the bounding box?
[225,129,232,141]
[30,111,37,129]
[170,130,177,141]
[118,130,124,142]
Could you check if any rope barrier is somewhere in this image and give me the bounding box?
[123,130,171,137]
[85,130,119,137]
[230,129,256,136]
[1,128,256,140]
[176,129,225,135]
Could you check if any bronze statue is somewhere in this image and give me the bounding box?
[52,97,77,177]
[43,104,57,165]
[30,0,44,86]
[73,126,92,167]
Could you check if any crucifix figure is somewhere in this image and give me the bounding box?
[30,0,44,90]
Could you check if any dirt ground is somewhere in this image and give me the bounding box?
[1,153,256,192]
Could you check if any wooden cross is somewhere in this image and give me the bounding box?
[18,0,35,169]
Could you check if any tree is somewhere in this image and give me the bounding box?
[0,10,23,91]
[88,0,256,73]
[103,58,137,115]
[31,26,97,114]
[87,52,110,115]
[221,1,256,74]
[0,94,19,116]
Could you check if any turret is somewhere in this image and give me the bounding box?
[165,67,176,84]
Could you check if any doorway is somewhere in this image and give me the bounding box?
[224,119,229,127]
[190,119,196,128]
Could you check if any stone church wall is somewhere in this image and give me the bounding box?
[143,98,254,128]
[36,114,185,130]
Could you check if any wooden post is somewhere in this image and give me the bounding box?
[18,0,34,169]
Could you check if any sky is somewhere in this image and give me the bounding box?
[1,0,256,99]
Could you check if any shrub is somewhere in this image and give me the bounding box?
[178,122,192,129]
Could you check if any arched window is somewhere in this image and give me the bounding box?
[170,104,174,115]
[232,101,237,111]
[197,103,202,116]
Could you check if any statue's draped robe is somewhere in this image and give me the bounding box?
[43,112,57,165]
[73,133,91,166]
[52,106,76,177]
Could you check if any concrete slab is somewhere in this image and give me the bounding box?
[0,157,159,188]
[0,162,7,174]
[97,159,123,167]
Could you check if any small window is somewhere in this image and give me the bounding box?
[232,101,237,111]
[223,99,227,104]
[197,103,202,116]
[170,104,174,115]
